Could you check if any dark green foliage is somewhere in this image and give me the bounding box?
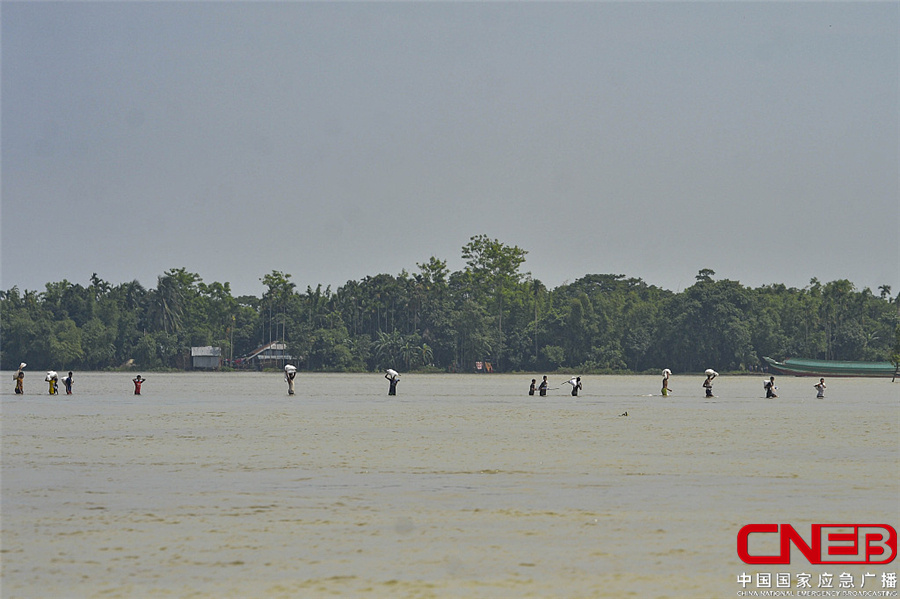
[1,243,897,373]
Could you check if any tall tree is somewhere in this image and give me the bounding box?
[461,235,528,370]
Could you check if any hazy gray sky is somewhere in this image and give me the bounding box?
[2,1,897,298]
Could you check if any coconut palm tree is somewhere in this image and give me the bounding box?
[149,274,183,334]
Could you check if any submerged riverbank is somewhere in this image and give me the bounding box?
[2,374,897,598]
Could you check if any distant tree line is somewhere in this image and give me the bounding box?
[2,235,898,373]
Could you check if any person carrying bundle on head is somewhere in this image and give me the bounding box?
[385,369,400,396]
[284,365,297,396]
[567,376,582,397]
[46,371,59,395]
[703,369,717,398]
[14,363,26,394]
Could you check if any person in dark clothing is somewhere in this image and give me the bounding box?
[538,375,549,397]
[703,376,713,397]
[570,376,582,397]
[385,371,399,396]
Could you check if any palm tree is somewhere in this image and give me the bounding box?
[400,338,417,370]
[420,343,433,367]
[373,330,402,369]
[118,280,147,312]
[150,274,183,334]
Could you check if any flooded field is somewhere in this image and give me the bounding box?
[2,372,898,598]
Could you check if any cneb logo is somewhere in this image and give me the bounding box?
[737,524,897,565]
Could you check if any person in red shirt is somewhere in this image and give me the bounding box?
[133,375,145,395]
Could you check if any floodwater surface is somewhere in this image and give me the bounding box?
[2,372,898,598]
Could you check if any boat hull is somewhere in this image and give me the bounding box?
[763,356,898,378]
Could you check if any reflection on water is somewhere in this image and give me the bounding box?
[2,373,898,597]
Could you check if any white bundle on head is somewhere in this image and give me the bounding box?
[662,369,671,377]
[705,369,718,377]
[284,364,297,374]
[386,369,399,378]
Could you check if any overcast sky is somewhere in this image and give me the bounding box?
[2,1,897,298]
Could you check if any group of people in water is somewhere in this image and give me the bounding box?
[288,366,401,396]
[693,369,826,399]
[523,370,825,399]
[13,364,74,396]
[529,375,583,396]
[12,364,146,396]
[13,363,829,400]
[695,370,825,399]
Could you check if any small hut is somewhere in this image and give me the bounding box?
[191,346,223,370]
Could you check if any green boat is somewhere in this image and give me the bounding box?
[762,356,898,378]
